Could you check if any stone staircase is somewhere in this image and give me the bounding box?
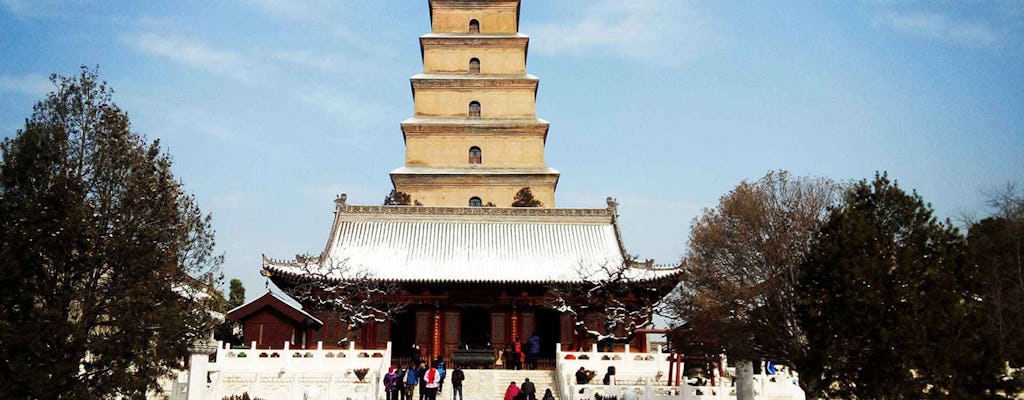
[457,369,559,400]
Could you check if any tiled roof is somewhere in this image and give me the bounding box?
[226,292,323,328]
[263,204,679,284]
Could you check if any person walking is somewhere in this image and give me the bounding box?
[396,367,408,400]
[424,364,441,400]
[575,367,589,385]
[450,365,465,400]
[541,388,555,400]
[417,361,428,400]
[404,362,419,400]
[525,333,540,370]
[384,367,400,400]
[434,357,446,395]
[602,366,616,386]
[511,338,524,370]
[503,381,520,400]
[520,377,537,400]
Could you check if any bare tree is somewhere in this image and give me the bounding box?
[550,260,678,347]
[970,183,1024,372]
[282,255,405,344]
[670,171,839,378]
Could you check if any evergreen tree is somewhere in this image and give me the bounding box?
[228,278,246,309]
[798,173,1006,399]
[511,187,543,207]
[383,189,412,206]
[0,67,222,399]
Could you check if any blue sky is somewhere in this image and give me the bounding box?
[2,1,1022,300]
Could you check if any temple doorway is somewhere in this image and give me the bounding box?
[460,307,491,349]
[535,308,561,358]
[390,310,416,361]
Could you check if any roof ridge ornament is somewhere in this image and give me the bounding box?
[335,193,348,207]
[606,197,618,213]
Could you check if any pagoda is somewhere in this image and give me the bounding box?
[261,0,679,362]
[391,0,558,207]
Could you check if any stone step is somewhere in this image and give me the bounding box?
[457,369,558,400]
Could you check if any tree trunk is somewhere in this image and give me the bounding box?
[735,360,755,400]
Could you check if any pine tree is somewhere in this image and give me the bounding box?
[511,187,543,207]
[228,278,246,309]
[0,67,222,399]
[798,173,1006,399]
[383,189,412,206]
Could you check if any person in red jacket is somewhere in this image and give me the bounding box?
[503,381,520,400]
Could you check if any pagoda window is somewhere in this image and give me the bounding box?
[469,146,482,164]
[469,197,483,207]
[469,58,481,74]
[469,19,480,34]
[468,101,481,118]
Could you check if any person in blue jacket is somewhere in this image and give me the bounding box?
[526,333,541,370]
[404,361,420,400]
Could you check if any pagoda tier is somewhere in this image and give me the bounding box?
[393,0,558,207]
[391,167,558,207]
[400,117,549,169]
[421,34,529,75]
[410,73,538,118]
[429,0,521,34]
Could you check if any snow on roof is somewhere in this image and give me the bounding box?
[263,205,679,284]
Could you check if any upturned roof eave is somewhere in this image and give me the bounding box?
[262,262,680,287]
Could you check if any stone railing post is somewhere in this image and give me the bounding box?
[187,339,219,400]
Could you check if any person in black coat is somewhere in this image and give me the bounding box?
[520,378,537,400]
[575,367,589,384]
[416,361,428,400]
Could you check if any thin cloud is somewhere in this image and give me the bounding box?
[0,0,59,18]
[880,11,1003,50]
[295,87,391,150]
[0,73,52,97]
[525,0,716,67]
[274,50,341,73]
[127,33,260,84]
[240,0,348,22]
[297,85,392,127]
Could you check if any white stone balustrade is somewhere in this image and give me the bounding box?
[553,343,805,400]
[202,341,392,400]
